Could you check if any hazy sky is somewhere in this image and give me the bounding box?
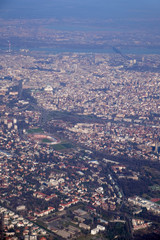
[0,0,160,20]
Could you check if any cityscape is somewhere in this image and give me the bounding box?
[0,1,160,240]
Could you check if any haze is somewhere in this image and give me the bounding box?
[0,0,160,20]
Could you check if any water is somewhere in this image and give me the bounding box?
[1,46,160,55]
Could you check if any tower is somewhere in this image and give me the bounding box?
[8,40,11,53]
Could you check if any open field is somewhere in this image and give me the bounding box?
[27,127,43,134]
[53,143,73,150]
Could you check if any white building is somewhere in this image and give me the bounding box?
[97,225,105,231]
[91,228,99,235]
[44,85,53,92]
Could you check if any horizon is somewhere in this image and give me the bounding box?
[0,0,160,20]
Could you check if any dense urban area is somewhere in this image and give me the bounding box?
[0,48,160,240]
[0,16,160,240]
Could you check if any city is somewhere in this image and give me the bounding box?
[0,49,160,239]
[0,1,160,239]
